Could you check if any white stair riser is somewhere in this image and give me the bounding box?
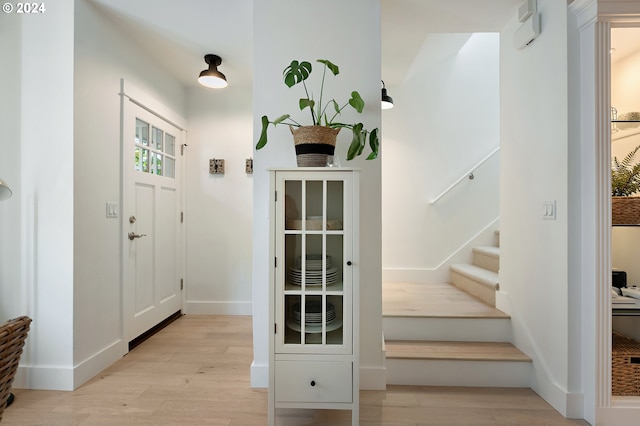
[386,358,532,387]
[473,251,499,273]
[450,270,496,306]
[383,317,512,342]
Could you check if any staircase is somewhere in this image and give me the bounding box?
[449,235,500,307]
[384,231,532,387]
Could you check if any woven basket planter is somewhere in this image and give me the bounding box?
[612,332,640,396]
[0,316,32,421]
[290,126,340,167]
[612,196,640,225]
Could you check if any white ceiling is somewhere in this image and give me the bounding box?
[381,0,520,84]
[611,27,640,64]
[89,0,524,89]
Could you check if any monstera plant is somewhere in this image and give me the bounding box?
[255,59,379,164]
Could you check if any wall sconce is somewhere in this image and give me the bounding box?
[198,54,228,89]
[0,178,12,201]
[381,80,394,110]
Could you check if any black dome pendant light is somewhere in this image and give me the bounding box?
[198,54,228,89]
[381,80,394,109]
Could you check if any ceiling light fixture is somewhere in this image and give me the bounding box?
[0,178,12,201]
[381,80,394,110]
[198,54,228,89]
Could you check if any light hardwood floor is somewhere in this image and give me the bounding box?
[2,315,589,425]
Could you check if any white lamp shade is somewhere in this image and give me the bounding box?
[198,73,228,89]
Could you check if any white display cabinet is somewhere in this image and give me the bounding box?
[268,168,359,426]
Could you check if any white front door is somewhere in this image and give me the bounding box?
[122,100,184,344]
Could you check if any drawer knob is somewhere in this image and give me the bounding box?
[347,261,352,266]
[310,380,316,387]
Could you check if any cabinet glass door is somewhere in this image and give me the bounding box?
[277,173,351,353]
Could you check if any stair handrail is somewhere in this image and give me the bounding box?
[429,146,500,204]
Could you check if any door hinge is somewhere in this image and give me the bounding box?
[274,323,277,334]
[181,143,187,156]
[180,211,184,223]
[180,278,184,291]
[274,257,277,268]
[274,190,277,202]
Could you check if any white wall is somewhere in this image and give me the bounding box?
[0,6,23,319]
[251,0,383,389]
[185,86,254,315]
[499,0,574,416]
[382,33,500,283]
[0,0,76,390]
[73,0,186,388]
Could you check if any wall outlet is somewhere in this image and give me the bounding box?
[246,158,253,174]
[209,159,225,174]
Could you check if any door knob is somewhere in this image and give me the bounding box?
[128,232,147,241]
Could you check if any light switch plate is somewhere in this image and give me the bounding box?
[106,202,119,218]
[209,159,225,174]
[543,200,556,220]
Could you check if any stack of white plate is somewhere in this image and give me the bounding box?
[292,301,336,325]
[288,267,338,286]
[289,255,338,286]
[295,254,332,270]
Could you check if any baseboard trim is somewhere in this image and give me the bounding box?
[498,291,584,418]
[185,301,253,315]
[531,368,584,418]
[360,365,386,390]
[13,365,74,391]
[74,338,127,389]
[251,360,268,388]
[13,338,126,391]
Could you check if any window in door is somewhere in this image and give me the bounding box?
[135,118,176,178]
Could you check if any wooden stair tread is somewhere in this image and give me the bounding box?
[385,340,531,362]
[450,264,499,288]
[472,246,500,258]
[382,282,509,319]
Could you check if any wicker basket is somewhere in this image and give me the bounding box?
[612,196,640,225]
[0,316,32,421]
[290,126,339,167]
[612,332,640,396]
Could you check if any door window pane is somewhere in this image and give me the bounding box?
[165,133,175,156]
[135,147,149,172]
[165,157,175,178]
[136,119,149,146]
[151,152,163,176]
[152,127,163,151]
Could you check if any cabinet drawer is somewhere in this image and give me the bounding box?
[275,360,352,403]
